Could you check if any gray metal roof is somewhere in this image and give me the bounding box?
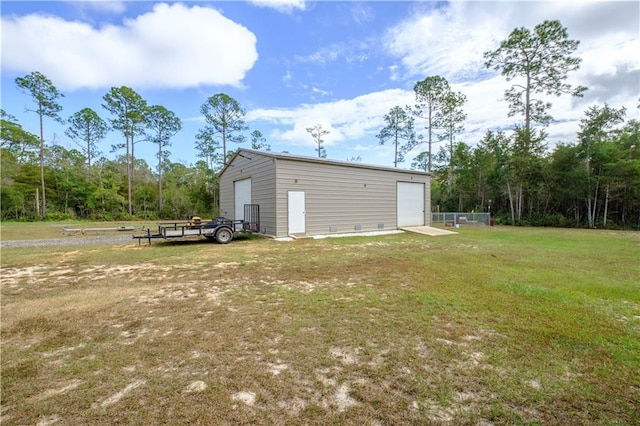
[221,148,431,177]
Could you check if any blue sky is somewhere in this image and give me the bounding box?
[2,1,638,169]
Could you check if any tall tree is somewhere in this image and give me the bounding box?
[547,144,586,226]
[450,142,477,211]
[250,130,271,151]
[102,86,147,215]
[199,94,247,165]
[15,71,64,218]
[484,19,586,135]
[475,130,512,220]
[577,104,626,227]
[611,117,640,227]
[507,126,547,223]
[439,90,467,194]
[89,157,126,218]
[377,106,418,167]
[195,128,223,172]
[483,20,585,223]
[306,124,329,158]
[1,109,39,163]
[412,75,450,172]
[46,145,90,217]
[145,105,182,213]
[65,108,107,168]
[411,151,429,172]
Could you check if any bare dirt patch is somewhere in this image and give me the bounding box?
[31,379,83,402]
[96,379,147,408]
[2,229,638,425]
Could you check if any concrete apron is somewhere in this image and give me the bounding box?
[401,226,458,236]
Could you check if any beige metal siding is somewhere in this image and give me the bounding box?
[219,153,277,235]
[275,158,430,237]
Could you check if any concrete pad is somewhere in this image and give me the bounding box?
[313,230,404,240]
[401,226,458,236]
[274,230,404,242]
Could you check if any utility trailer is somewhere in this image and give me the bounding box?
[133,204,259,245]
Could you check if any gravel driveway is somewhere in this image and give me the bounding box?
[0,235,135,248]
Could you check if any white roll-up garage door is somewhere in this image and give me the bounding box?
[397,182,425,227]
[234,178,252,221]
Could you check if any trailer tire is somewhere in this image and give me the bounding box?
[215,228,234,244]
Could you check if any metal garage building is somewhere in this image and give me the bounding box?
[219,149,431,238]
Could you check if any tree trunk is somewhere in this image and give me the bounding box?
[507,180,515,225]
[603,184,609,227]
[428,105,433,173]
[126,131,132,216]
[591,180,599,227]
[84,123,91,169]
[35,188,40,218]
[158,137,163,213]
[394,128,399,168]
[524,72,531,137]
[222,129,227,165]
[516,181,524,222]
[39,106,46,219]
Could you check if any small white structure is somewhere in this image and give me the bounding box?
[219,149,431,238]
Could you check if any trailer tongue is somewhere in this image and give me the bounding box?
[133,204,259,245]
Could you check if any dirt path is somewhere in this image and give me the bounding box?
[0,235,133,248]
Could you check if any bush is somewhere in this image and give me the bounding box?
[540,214,571,228]
[44,212,76,221]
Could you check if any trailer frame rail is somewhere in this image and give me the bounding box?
[133,204,260,245]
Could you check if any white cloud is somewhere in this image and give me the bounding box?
[296,46,340,65]
[311,87,331,98]
[1,3,258,90]
[247,89,412,149]
[384,2,507,81]
[384,1,639,87]
[295,40,371,66]
[247,63,634,164]
[67,0,127,14]
[349,3,375,26]
[379,0,639,154]
[249,0,306,14]
[388,65,400,82]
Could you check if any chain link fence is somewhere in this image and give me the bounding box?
[431,212,491,227]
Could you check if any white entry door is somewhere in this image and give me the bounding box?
[234,178,252,221]
[288,191,306,234]
[397,182,425,227]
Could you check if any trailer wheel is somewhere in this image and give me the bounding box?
[215,228,233,244]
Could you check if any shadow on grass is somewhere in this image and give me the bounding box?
[150,233,267,247]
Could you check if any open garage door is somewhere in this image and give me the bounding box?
[397,182,425,227]
[234,178,251,221]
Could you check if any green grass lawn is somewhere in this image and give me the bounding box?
[0,220,156,240]
[1,225,638,425]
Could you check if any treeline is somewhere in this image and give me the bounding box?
[429,112,640,228]
[1,19,639,228]
[4,102,636,228]
[1,144,220,221]
[383,20,640,229]
[1,75,265,221]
